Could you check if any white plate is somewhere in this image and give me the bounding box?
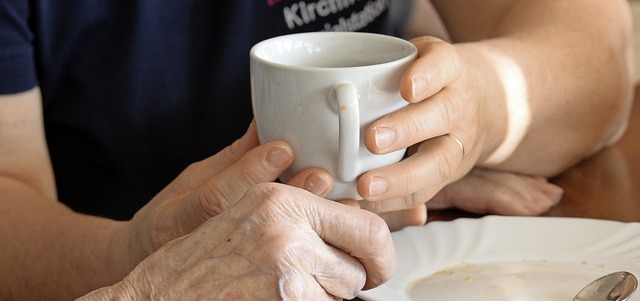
[358,215,640,301]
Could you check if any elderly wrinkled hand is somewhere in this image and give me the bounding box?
[120,121,333,267]
[80,183,396,301]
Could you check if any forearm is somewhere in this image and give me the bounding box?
[0,177,132,300]
[435,0,634,176]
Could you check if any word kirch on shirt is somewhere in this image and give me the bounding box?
[282,0,389,31]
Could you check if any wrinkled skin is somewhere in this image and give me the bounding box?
[77,120,556,300]
[81,184,396,301]
[1,1,632,299]
[118,122,336,269]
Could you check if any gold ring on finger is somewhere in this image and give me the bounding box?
[445,133,465,159]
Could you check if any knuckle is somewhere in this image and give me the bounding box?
[438,90,459,128]
[411,36,446,53]
[242,183,304,225]
[402,193,423,209]
[404,115,430,144]
[167,161,204,194]
[239,144,291,185]
[492,185,520,203]
[197,183,228,217]
[413,188,438,206]
[279,272,326,301]
[183,160,203,173]
[363,214,392,250]
[237,156,271,185]
[149,220,180,252]
[197,165,286,220]
[358,199,382,212]
[442,42,459,62]
[275,238,310,267]
[433,41,462,79]
[116,276,147,300]
[434,148,457,182]
[391,165,421,202]
[247,183,292,208]
[259,232,311,272]
[226,136,247,158]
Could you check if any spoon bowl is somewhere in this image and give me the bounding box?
[574,271,638,301]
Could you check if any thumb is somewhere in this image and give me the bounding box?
[178,141,294,225]
[169,121,261,191]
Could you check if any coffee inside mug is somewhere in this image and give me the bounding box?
[252,32,414,68]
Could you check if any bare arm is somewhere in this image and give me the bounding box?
[431,0,634,175]
[0,88,132,299]
[356,0,633,214]
[0,88,336,299]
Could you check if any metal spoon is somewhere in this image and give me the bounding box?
[574,271,638,301]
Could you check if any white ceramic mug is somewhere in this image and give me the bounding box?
[250,32,417,200]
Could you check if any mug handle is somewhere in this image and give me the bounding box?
[335,83,360,182]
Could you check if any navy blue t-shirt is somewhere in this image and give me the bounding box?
[0,0,395,219]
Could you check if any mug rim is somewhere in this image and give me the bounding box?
[250,32,417,72]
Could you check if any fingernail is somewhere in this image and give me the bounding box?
[304,173,330,196]
[266,145,291,168]
[374,127,396,151]
[412,76,427,99]
[368,176,388,198]
[548,186,564,205]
